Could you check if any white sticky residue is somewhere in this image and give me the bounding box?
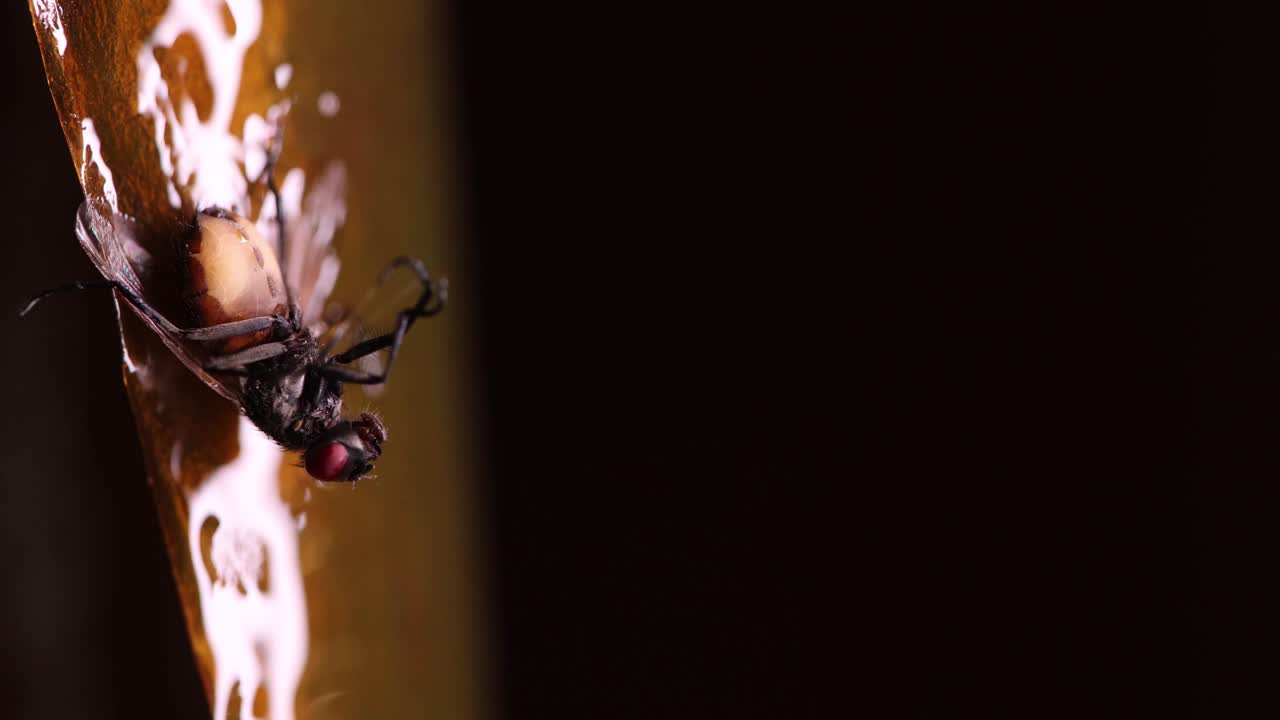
[317,91,341,117]
[210,525,265,587]
[189,417,307,720]
[113,294,152,392]
[32,0,67,56]
[79,120,119,214]
[119,325,139,374]
[132,2,312,718]
[274,63,293,90]
[241,114,270,185]
[136,0,263,211]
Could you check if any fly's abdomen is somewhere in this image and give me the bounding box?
[183,208,287,353]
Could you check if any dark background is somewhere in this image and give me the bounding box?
[3,1,1279,718]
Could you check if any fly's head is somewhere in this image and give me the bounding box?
[302,412,387,482]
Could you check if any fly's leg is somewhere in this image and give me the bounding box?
[21,279,187,334]
[20,279,290,341]
[301,371,329,410]
[319,312,411,385]
[255,120,295,318]
[20,280,119,317]
[205,341,290,373]
[265,133,294,314]
[320,256,447,385]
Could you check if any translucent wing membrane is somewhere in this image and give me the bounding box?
[278,160,347,325]
[313,266,429,396]
[75,202,246,407]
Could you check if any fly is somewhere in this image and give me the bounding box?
[19,148,446,483]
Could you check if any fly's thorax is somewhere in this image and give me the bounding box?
[242,336,345,451]
[183,207,287,354]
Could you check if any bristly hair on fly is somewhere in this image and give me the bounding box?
[20,135,442,484]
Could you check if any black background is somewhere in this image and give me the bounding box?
[3,1,1279,718]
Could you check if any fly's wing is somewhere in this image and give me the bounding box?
[75,201,246,408]
[312,267,427,397]
[282,160,347,325]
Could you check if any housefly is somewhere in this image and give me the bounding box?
[19,157,446,483]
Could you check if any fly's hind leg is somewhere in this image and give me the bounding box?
[19,279,119,317]
[204,341,290,374]
[20,279,187,335]
[20,279,289,341]
[183,316,289,342]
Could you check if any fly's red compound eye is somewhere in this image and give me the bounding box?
[304,442,350,481]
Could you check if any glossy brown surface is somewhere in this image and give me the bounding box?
[28,1,482,717]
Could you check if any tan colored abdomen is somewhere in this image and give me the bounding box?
[184,209,288,353]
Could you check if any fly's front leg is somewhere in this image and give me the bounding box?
[320,312,412,385]
[256,118,295,316]
[320,257,448,386]
[376,256,447,319]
